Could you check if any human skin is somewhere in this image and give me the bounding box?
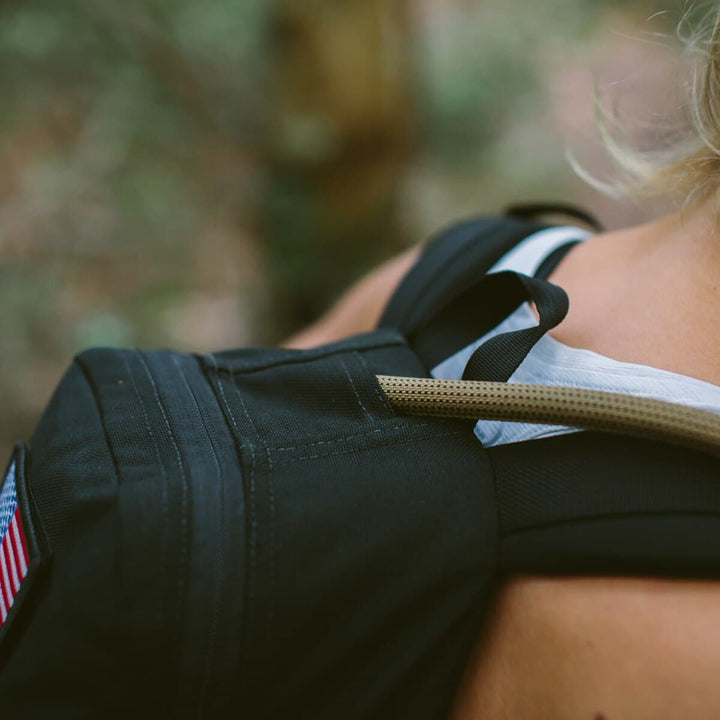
[449,575,720,719]
[285,199,720,717]
[282,245,420,348]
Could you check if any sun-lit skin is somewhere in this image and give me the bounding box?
[450,575,720,720]
[283,245,420,349]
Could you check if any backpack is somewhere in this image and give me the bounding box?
[2,207,720,718]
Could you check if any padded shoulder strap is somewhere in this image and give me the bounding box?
[379,215,546,333]
[488,431,720,577]
[380,203,601,336]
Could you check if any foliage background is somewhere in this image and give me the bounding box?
[0,0,689,454]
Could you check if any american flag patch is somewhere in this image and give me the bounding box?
[0,459,30,627]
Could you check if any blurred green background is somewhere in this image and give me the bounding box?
[0,0,689,453]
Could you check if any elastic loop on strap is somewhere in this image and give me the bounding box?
[461,273,568,382]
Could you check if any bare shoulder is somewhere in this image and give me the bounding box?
[451,575,720,719]
[283,245,421,348]
[545,208,720,385]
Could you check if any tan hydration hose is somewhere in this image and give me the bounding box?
[376,376,720,458]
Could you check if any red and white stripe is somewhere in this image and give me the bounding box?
[0,507,29,625]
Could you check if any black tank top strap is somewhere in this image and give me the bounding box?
[533,239,582,280]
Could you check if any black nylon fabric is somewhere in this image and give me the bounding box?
[0,361,146,715]
[0,332,499,719]
[488,432,720,575]
[4,211,720,717]
[201,332,498,717]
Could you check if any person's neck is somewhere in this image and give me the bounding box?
[623,196,720,272]
[543,194,720,385]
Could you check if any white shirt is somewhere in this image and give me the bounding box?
[431,226,720,447]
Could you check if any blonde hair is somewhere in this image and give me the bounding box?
[573,3,720,208]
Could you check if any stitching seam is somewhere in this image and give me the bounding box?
[136,352,191,665]
[173,356,224,716]
[273,429,467,465]
[204,354,257,679]
[205,338,406,375]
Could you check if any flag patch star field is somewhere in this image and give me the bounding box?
[0,461,30,625]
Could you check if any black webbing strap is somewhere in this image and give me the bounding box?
[381,207,597,376]
[461,273,568,381]
[405,268,569,378]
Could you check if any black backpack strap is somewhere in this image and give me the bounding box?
[408,270,569,374]
[488,431,720,576]
[461,273,569,381]
[379,215,547,334]
[380,206,598,374]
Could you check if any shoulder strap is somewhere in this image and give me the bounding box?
[380,205,599,372]
[409,270,569,374]
[380,203,601,336]
[379,215,547,333]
